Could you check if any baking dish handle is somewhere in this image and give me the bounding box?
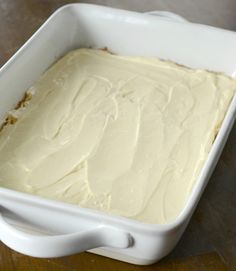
[145,11,189,23]
[0,213,132,258]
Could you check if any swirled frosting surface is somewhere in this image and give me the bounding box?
[0,49,235,224]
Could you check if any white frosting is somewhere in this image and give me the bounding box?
[0,49,235,224]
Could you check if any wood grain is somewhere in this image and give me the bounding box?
[0,1,236,270]
[0,245,230,271]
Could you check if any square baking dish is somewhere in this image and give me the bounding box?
[0,4,236,265]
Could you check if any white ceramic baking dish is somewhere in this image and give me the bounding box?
[0,4,236,265]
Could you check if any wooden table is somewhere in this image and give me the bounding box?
[0,1,236,270]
